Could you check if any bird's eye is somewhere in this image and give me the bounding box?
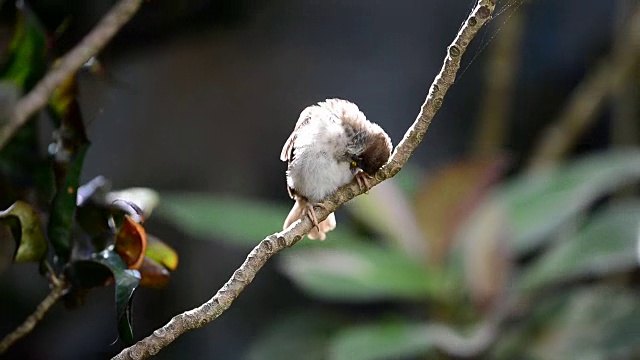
[350,160,357,167]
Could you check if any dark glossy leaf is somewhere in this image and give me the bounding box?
[279,241,441,302]
[246,311,344,360]
[329,320,438,360]
[157,193,289,246]
[138,257,170,289]
[75,200,115,240]
[145,234,178,271]
[519,201,640,293]
[0,200,46,262]
[48,61,86,134]
[114,215,147,270]
[75,183,116,251]
[477,150,640,254]
[94,250,140,344]
[63,259,113,309]
[65,259,113,289]
[47,62,89,262]
[48,144,88,261]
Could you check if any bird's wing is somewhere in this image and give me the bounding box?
[280,106,314,162]
[280,99,357,162]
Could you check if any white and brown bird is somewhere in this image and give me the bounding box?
[280,98,392,240]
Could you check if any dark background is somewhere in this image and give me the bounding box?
[0,0,623,359]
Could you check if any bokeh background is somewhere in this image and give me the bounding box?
[1,0,639,359]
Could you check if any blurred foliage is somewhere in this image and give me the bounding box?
[0,2,178,346]
[0,0,635,357]
[162,149,640,359]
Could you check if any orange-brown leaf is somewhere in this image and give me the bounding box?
[139,257,170,289]
[414,156,507,264]
[114,215,147,269]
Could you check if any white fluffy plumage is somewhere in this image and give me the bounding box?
[280,99,392,240]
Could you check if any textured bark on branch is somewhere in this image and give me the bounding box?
[0,0,144,150]
[112,1,497,359]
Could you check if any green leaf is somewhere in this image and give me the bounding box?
[389,163,423,198]
[329,320,437,360]
[145,234,178,271]
[495,286,640,359]
[279,241,441,302]
[246,311,344,360]
[0,7,50,205]
[0,200,47,262]
[47,70,89,263]
[518,201,640,293]
[346,179,427,258]
[0,7,47,90]
[157,193,289,246]
[494,150,640,254]
[94,250,140,345]
[47,144,88,261]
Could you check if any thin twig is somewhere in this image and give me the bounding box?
[527,3,640,170]
[0,0,144,150]
[0,280,66,353]
[112,1,496,359]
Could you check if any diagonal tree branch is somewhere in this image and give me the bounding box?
[112,1,496,359]
[0,279,66,353]
[0,0,144,150]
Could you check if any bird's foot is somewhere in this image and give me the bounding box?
[305,202,329,230]
[355,171,373,193]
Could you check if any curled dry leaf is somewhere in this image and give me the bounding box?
[139,257,170,289]
[0,200,47,262]
[114,215,147,269]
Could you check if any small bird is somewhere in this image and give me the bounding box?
[281,99,393,240]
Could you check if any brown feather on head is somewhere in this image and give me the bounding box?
[358,131,392,175]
